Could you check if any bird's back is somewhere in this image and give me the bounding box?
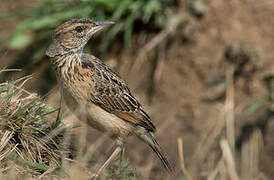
[80,53,156,132]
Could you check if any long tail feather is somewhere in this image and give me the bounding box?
[138,130,173,173]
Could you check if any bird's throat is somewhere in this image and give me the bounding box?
[52,52,82,82]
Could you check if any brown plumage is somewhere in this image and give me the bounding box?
[46,18,172,177]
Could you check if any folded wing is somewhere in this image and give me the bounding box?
[82,54,156,132]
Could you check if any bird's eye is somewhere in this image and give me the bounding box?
[75,26,84,32]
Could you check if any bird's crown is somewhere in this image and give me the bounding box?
[46,18,114,57]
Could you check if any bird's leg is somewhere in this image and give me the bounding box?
[92,140,123,179]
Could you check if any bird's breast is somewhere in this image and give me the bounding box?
[61,84,134,137]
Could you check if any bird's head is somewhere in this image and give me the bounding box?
[46,18,114,57]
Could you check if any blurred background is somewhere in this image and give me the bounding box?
[0,0,274,179]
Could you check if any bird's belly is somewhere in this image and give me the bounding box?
[61,83,134,137]
[85,103,134,137]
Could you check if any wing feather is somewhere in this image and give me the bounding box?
[82,54,156,132]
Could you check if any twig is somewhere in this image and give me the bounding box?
[38,166,57,179]
[131,14,187,74]
[177,137,192,180]
[153,39,167,86]
[0,131,13,152]
[149,39,167,103]
[0,69,22,73]
[220,139,239,180]
[177,138,185,171]
[225,64,235,152]
[0,144,17,162]
[207,159,222,180]
[131,30,169,74]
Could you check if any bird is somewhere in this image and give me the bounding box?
[46,18,172,178]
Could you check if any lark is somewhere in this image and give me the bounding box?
[46,18,172,178]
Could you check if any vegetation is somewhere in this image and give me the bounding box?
[0,70,60,177]
[1,0,174,63]
[0,1,175,179]
[0,70,138,179]
[1,0,274,179]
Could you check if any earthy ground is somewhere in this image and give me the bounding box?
[1,0,274,179]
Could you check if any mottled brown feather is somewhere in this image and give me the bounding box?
[47,18,172,174]
[79,53,156,132]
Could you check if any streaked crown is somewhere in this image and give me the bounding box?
[46,18,114,57]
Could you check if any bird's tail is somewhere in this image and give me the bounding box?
[137,130,173,173]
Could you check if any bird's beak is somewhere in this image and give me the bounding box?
[95,21,115,27]
[90,21,115,34]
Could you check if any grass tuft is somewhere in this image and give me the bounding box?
[0,70,139,179]
[0,70,62,176]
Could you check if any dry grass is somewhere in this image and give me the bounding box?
[0,70,139,179]
[0,70,62,178]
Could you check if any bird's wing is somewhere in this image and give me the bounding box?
[81,54,156,132]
